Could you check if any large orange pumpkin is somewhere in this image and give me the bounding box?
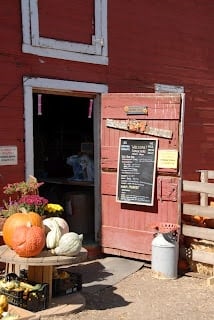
[2,212,43,248]
[11,224,46,257]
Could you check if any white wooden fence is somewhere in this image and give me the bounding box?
[182,170,214,266]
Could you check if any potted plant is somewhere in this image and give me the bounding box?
[0,175,64,229]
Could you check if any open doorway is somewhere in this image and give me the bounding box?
[33,93,95,245]
[33,93,94,179]
[23,77,108,253]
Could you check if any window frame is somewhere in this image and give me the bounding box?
[21,0,108,65]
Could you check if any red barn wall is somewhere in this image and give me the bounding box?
[0,0,214,197]
[107,1,214,182]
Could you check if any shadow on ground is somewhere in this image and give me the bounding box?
[66,260,114,286]
[62,256,144,292]
[58,256,143,310]
[83,285,131,310]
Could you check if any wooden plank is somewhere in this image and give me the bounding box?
[28,266,43,283]
[102,247,151,261]
[183,203,214,218]
[192,249,214,265]
[106,119,173,138]
[200,170,208,206]
[101,225,153,254]
[183,180,214,195]
[208,171,214,179]
[182,224,214,241]
[102,94,181,119]
[197,170,214,180]
[101,146,118,168]
[101,172,117,195]
[42,266,53,302]
[0,246,88,266]
[145,125,173,138]
[8,304,36,320]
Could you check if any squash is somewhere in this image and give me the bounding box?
[0,294,8,312]
[11,223,46,257]
[43,217,70,249]
[51,232,83,256]
[46,219,62,249]
[191,215,208,227]
[43,217,69,235]
[2,212,43,248]
[192,215,203,223]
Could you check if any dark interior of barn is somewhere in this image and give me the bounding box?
[33,93,94,179]
[33,93,95,244]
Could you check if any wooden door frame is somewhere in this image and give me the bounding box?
[23,76,108,242]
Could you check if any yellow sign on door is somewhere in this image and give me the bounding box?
[157,149,178,169]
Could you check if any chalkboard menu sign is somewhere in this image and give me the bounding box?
[116,138,158,206]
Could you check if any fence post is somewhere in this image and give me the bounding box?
[200,170,208,207]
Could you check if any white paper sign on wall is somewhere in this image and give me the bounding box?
[0,146,18,166]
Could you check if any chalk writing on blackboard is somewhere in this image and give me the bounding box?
[116,138,158,206]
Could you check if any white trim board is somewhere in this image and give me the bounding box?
[23,77,108,242]
[23,77,108,179]
[21,0,108,65]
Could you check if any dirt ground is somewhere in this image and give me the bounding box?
[41,266,214,320]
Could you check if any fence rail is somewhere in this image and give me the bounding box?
[182,170,214,266]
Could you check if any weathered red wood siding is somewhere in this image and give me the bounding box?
[38,0,94,43]
[107,1,214,182]
[0,0,106,198]
[0,0,214,203]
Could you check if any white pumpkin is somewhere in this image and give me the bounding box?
[43,217,69,235]
[51,232,83,256]
[46,219,62,249]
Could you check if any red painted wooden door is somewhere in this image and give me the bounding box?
[101,93,183,261]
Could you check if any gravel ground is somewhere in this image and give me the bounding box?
[41,266,214,320]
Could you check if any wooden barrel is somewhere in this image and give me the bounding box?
[64,190,94,241]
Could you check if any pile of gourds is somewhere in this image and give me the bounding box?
[2,213,83,258]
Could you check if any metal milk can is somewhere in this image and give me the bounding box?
[151,231,178,279]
